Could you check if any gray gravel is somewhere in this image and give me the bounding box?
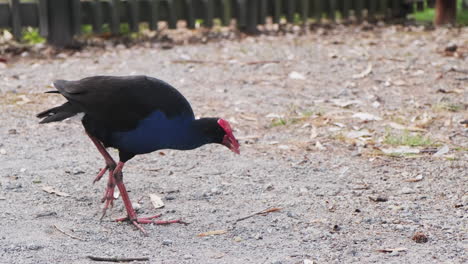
[0,25,467,264]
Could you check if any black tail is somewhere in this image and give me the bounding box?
[37,102,82,124]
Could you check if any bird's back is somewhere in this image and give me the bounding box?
[54,75,195,131]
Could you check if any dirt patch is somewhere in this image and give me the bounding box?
[0,25,467,264]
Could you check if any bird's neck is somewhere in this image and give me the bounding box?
[181,118,217,150]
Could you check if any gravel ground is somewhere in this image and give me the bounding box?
[0,25,467,264]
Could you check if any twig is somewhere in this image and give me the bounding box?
[234,207,281,222]
[87,256,149,262]
[171,59,225,65]
[245,60,284,65]
[53,224,86,241]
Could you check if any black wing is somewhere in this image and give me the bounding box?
[53,75,195,131]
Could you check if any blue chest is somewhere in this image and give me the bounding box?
[110,111,199,154]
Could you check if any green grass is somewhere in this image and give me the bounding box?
[384,130,434,147]
[271,118,287,127]
[21,27,45,44]
[411,0,468,25]
[433,101,463,112]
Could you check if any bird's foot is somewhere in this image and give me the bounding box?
[100,172,117,219]
[100,185,116,219]
[114,215,187,236]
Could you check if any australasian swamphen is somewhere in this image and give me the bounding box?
[37,75,240,235]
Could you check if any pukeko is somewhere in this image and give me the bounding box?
[37,75,240,235]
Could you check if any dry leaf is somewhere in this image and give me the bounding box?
[197,230,227,237]
[42,186,70,197]
[388,122,427,132]
[433,145,449,157]
[239,114,257,121]
[381,146,420,154]
[331,99,362,108]
[405,174,424,182]
[352,63,372,79]
[393,80,407,86]
[149,194,165,209]
[310,126,318,139]
[315,141,326,150]
[16,95,31,105]
[346,129,372,139]
[352,112,382,121]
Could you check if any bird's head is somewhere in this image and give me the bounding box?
[217,119,240,154]
[195,117,240,154]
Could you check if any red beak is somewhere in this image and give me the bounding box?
[222,134,240,154]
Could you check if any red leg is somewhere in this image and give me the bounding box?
[112,162,186,236]
[86,132,117,217]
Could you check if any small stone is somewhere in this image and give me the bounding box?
[162,239,173,246]
[412,232,428,243]
[132,202,141,211]
[183,254,192,259]
[445,43,457,52]
[233,236,242,242]
[8,129,17,135]
[399,187,415,194]
[254,233,263,240]
[0,149,6,155]
[287,212,295,218]
[395,224,404,231]
[26,244,43,250]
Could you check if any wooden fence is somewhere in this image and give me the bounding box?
[0,0,455,47]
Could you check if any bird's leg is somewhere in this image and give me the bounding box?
[86,133,116,182]
[112,162,186,236]
[86,133,117,216]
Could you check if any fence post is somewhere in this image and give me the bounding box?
[9,0,21,40]
[47,0,75,47]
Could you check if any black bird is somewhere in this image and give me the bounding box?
[37,75,240,235]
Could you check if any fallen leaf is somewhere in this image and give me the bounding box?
[393,80,407,86]
[352,63,372,79]
[405,174,424,182]
[288,71,306,80]
[42,186,70,197]
[315,141,326,150]
[388,122,427,132]
[310,126,318,139]
[346,129,372,139]
[433,145,449,157]
[352,112,382,121]
[197,230,227,237]
[331,99,362,108]
[377,247,407,253]
[333,122,346,128]
[381,146,420,154]
[149,194,165,209]
[16,95,31,105]
[239,114,257,121]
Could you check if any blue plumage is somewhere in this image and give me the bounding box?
[111,110,206,154]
